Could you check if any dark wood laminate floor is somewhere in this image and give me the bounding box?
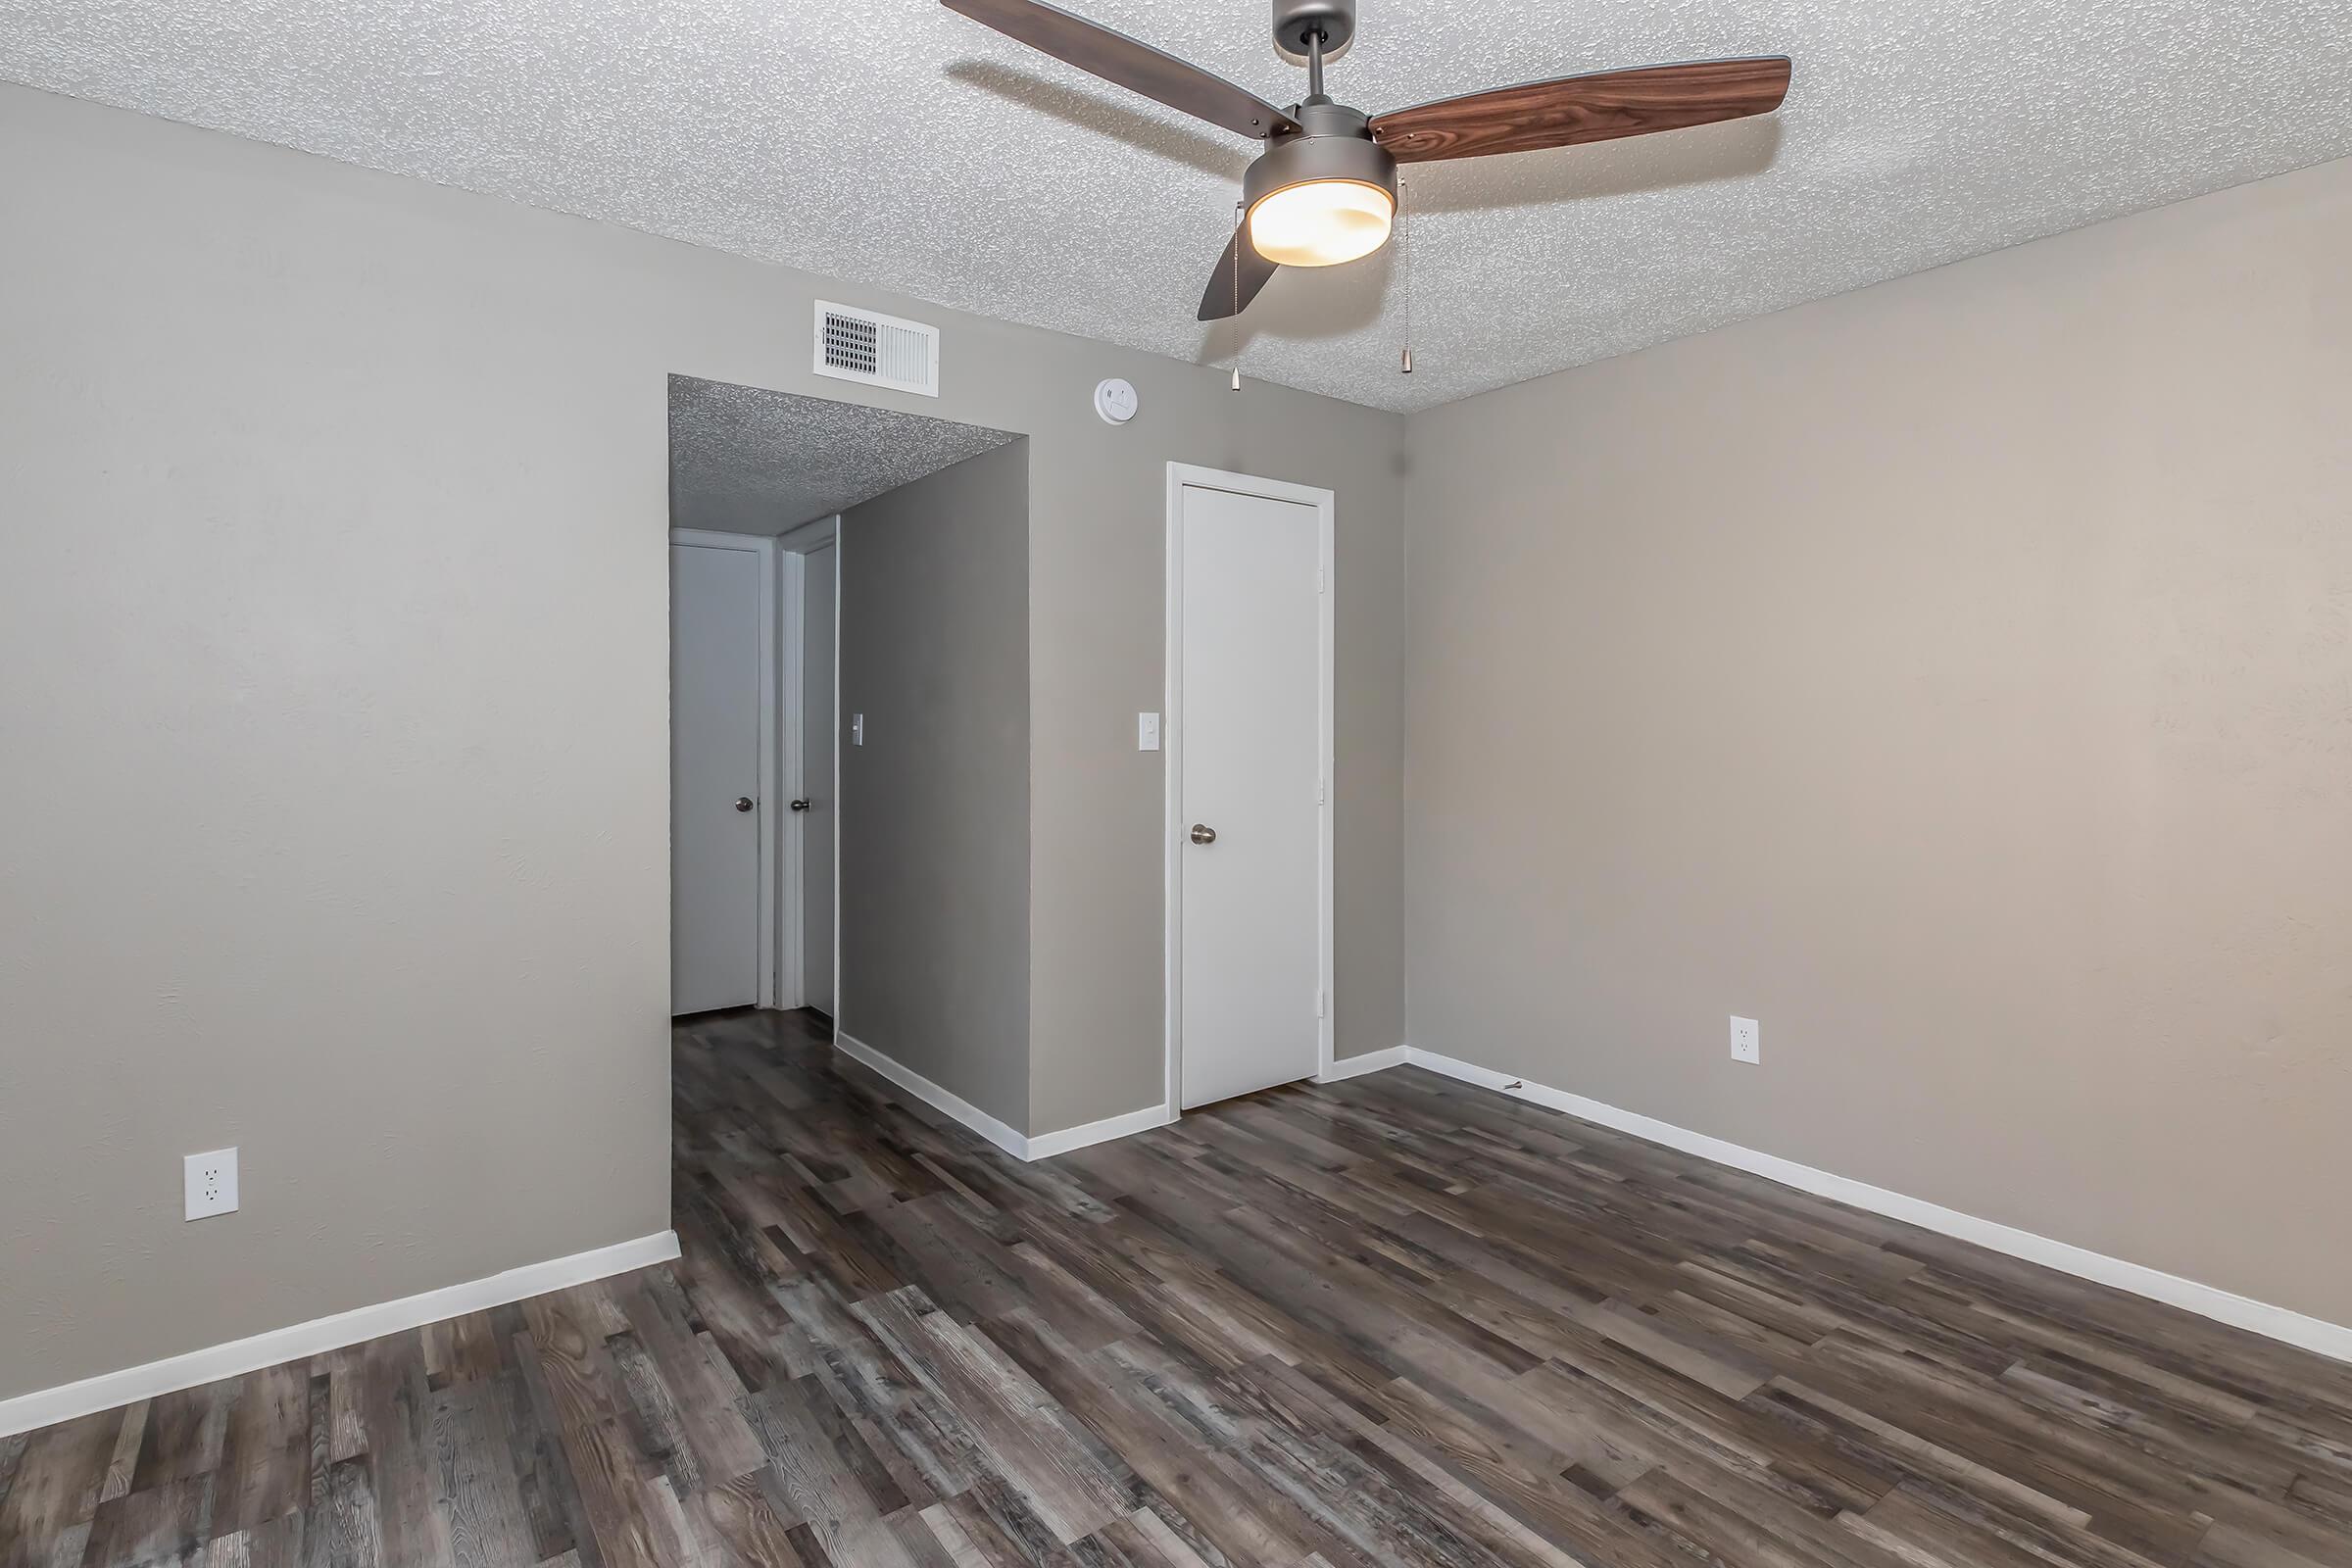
[9,1009,2352,1568]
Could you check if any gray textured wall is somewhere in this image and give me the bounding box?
[1402,155,2352,1325]
[839,444,1033,1132]
[0,82,1407,1402]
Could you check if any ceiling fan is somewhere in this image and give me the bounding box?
[942,0,1791,319]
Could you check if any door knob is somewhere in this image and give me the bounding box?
[789,799,812,811]
[1190,823,1217,845]
[733,797,755,812]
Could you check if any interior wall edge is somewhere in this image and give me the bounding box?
[1392,1047,2352,1367]
[0,1230,680,1438]
[836,440,1032,1132]
[836,1032,1031,1159]
[835,1032,1171,1161]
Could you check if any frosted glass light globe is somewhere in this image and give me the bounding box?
[1249,178,1395,267]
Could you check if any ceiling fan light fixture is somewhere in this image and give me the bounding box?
[939,0,1791,321]
[1249,178,1394,267]
[1240,105,1399,269]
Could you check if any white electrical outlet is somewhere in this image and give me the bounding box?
[1730,1015,1761,1064]
[184,1148,239,1220]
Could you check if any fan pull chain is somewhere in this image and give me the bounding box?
[1398,181,1414,375]
[1229,201,1244,392]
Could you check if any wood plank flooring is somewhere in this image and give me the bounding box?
[8,1006,2352,1567]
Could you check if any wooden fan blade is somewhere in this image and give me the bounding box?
[942,0,1298,139]
[1370,57,1790,163]
[1198,229,1279,320]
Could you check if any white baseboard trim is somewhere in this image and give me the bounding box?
[0,1230,680,1439]
[836,1033,1172,1163]
[1316,1045,1408,1082]
[1028,1102,1177,1159]
[1033,1045,1412,1152]
[1393,1047,2352,1367]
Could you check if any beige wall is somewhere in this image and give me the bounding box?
[0,82,1406,1402]
[1403,155,2352,1324]
[840,444,1032,1132]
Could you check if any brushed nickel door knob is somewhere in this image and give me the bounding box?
[1190,823,1217,845]
[733,797,755,812]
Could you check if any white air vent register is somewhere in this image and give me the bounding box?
[812,301,940,398]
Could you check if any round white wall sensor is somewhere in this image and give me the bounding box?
[1093,377,1139,425]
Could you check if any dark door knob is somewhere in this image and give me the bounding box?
[733,797,755,812]
[789,799,812,811]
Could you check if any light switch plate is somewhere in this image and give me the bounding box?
[185,1148,239,1220]
[1730,1015,1761,1064]
[850,713,864,747]
[1137,712,1160,751]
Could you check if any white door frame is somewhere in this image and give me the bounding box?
[775,514,840,1017]
[1161,463,1336,1117]
[669,527,780,1009]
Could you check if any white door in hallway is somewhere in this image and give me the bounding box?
[1172,473,1330,1109]
[671,538,767,1014]
[799,542,837,1015]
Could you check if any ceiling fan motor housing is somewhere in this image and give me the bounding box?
[1244,98,1397,220]
[1272,0,1354,62]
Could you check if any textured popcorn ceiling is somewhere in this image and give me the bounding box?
[669,376,1017,535]
[6,2,2349,413]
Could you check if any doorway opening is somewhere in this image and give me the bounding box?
[666,374,1024,1051]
